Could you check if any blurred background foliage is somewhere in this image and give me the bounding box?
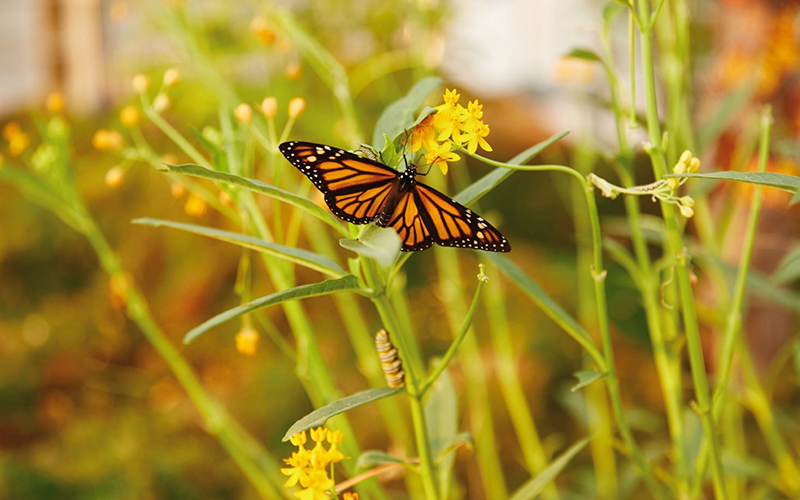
[1,0,800,499]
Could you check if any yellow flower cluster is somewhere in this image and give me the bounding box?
[670,150,700,218]
[3,122,31,157]
[407,89,492,175]
[282,427,346,500]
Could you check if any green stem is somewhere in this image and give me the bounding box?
[634,1,728,496]
[420,265,487,395]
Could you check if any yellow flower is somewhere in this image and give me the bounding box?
[132,73,151,94]
[234,103,253,124]
[3,122,22,141]
[46,92,65,114]
[442,88,460,106]
[92,129,124,151]
[286,61,302,80]
[289,431,308,448]
[462,100,483,130]
[105,166,126,189]
[250,17,276,46]
[462,121,492,154]
[343,493,359,500]
[120,105,140,127]
[407,115,438,153]
[288,97,306,119]
[260,97,278,119]
[325,430,345,463]
[294,469,333,500]
[282,450,311,487]
[163,68,181,87]
[184,193,208,216]
[8,131,30,157]
[153,93,171,113]
[424,141,460,175]
[235,326,259,355]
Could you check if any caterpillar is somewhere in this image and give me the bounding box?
[375,329,405,389]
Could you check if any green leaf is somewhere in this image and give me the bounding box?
[571,370,606,391]
[162,164,348,236]
[185,275,364,344]
[339,225,402,269]
[564,48,603,64]
[434,432,474,463]
[379,133,399,169]
[372,76,443,147]
[667,171,800,193]
[455,130,570,206]
[697,82,757,152]
[355,450,407,471]
[509,437,591,500]
[792,189,800,205]
[133,218,345,278]
[425,366,458,500]
[191,128,228,172]
[772,243,800,285]
[283,388,401,441]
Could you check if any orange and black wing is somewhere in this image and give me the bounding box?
[384,190,435,251]
[413,183,511,252]
[279,141,398,224]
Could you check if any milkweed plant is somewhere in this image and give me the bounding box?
[3,2,800,500]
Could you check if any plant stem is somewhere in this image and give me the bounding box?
[634,0,728,496]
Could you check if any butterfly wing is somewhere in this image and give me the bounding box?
[414,183,511,252]
[279,141,398,224]
[384,190,435,251]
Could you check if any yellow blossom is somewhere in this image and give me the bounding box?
[235,103,253,124]
[170,181,186,199]
[219,190,233,207]
[679,204,694,218]
[105,166,126,189]
[184,193,208,216]
[424,140,460,175]
[46,92,65,114]
[132,73,151,94]
[235,326,259,355]
[289,431,307,448]
[288,97,306,119]
[3,122,22,141]
[343,493,359,500]
[250,18,276,46]
[260,97,278,118]
[7,131,30,157]
[92,129,124,151]
[120,105,140,127]
[407,115,438,153]
[153,93,171,113]
[286,61,302,80]
[462,121,492,154]
[163,68,181,87]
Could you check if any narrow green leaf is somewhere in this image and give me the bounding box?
[455,130,570,206]
[372,76,443,146]
[772,243,800,285]
[571,370,606,392]
[509,437,591,500]
[0,166,86,232]
[185,275,364,344]
[163,164,348,236]
[425,366,458,500]
[666,171,800,193]
[339,225,402,269]
[190,128,228,172]
[355,450,407,471]
[133,218,345,277]
[564,48,603,63]
[697,83,757,152]
[283,388,401,441]
[792,189,800,205]
[434,432,474,463]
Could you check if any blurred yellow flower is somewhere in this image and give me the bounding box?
[92,129,124,151]
[234,103,253,124]
[153,93,171,113]
[120,105,140,128]
[170,181,187,199]
[46,92,65,114]
[425,141,460,175]
[259,96,278,118]
[286,61,302,80]
[342,493,359,500]
[282,427,346,499]
[7,131,31,157]
[184,193,208,216]
[288,97,306,119]
[219,190,233,207]
[235,326,259,355]
[163,68,181,87]
[250,17,276,46]
[105,166,126,189]
[132,73,151,94]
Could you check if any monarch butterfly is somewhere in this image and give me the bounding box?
[375,329,404,389]
[279,141,510,252]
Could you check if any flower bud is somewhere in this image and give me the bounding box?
[163,68,181,87]
[235,326,259,355]
[680,196,695,208]
[679,150,692,164]
[234,103,253,124]
[170,181,187,199]
[689,157,700,173]
[105,166,125,188]
[250,18,276,45]
[46,92,65,114]
[92,129,124,151]
[132,73,151,94]
[120,105,140,127]
[285,61,302,80]
[259,97,278,118]
[679,204,694,218]
[184,193,208,216]
[219,190,233,206]
[153,93,171,113]
[288,97,306,119]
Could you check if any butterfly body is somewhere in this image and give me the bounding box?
[279,141,510,252]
